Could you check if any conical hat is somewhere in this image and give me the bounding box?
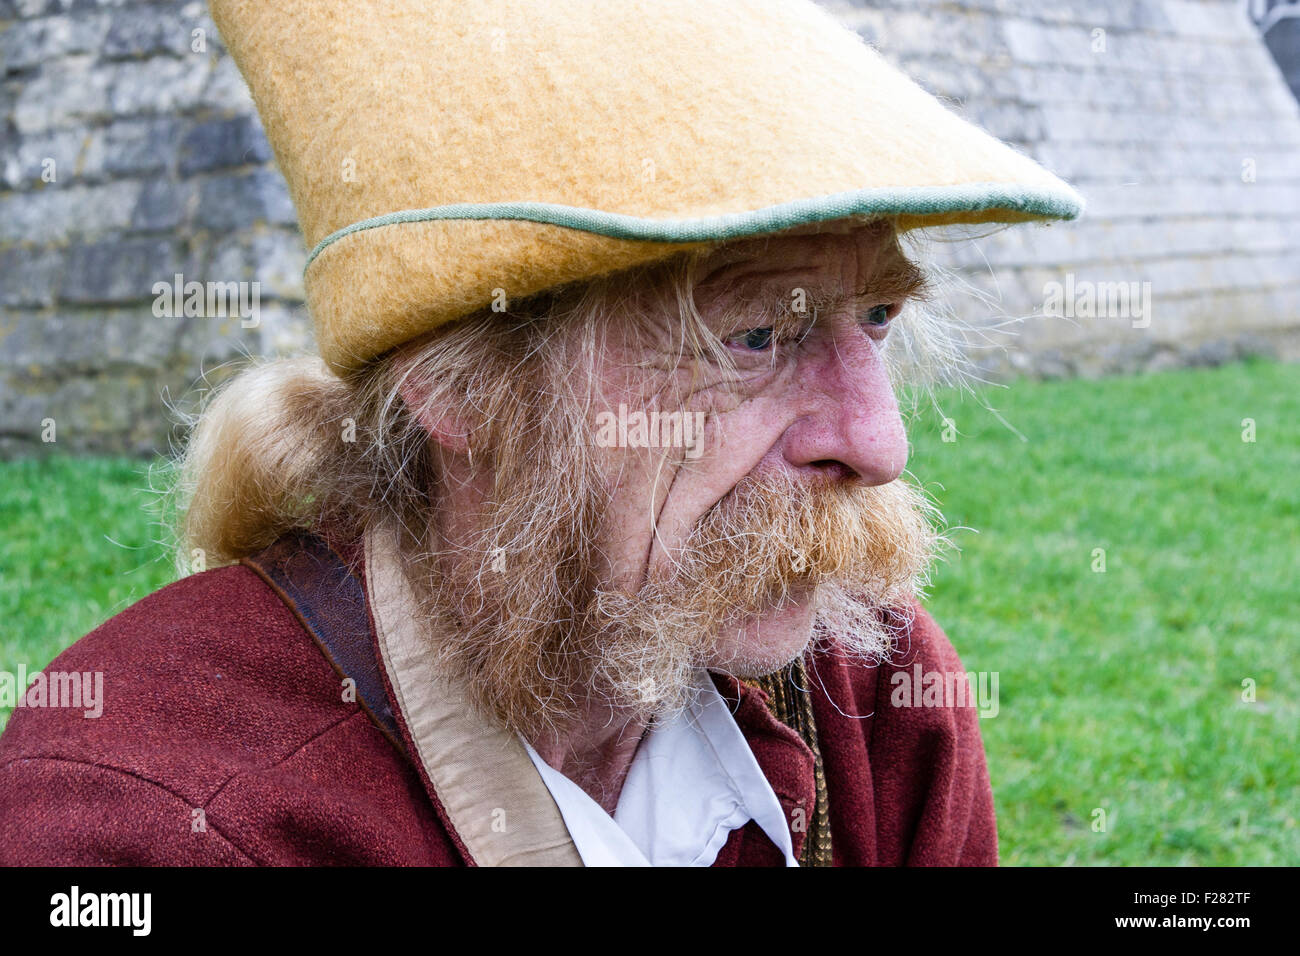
[210,0,1083,373]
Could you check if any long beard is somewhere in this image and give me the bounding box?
[411,431,943,741]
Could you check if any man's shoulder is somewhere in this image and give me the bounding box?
[0,555,458,865]
[809,600,992,789]
[809,601,998,866]
[886,601,971,673]
[0,561,350,800]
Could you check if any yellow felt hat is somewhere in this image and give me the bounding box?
[209,0,1084,374]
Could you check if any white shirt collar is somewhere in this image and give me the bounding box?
[521,669,799,867]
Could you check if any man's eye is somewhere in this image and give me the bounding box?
[726,327,775,352]
[862,304,892,327]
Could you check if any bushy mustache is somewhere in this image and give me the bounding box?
[648,467,943,623]
[582,468,944,720]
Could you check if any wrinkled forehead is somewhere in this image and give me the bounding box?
[693,218,903,284]
[690,219,919,312]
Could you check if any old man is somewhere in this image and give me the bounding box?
[0,0,1081,866]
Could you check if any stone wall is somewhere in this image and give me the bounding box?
[0,0,307,456]
[833,0,1300,379]
[1,0,1298,455]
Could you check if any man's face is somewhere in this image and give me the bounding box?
[590,221,926,676]
[413,220,940,735]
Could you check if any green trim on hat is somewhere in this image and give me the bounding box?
[303,182,1085,272]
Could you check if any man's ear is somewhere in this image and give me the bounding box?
[398,376,471,456]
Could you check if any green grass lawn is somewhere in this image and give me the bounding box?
[1,358,1296,864]
[905,357,1298,865]
[0,458,176,696]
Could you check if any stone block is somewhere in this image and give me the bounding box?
[82,115,181,178]
[12,54,110,131]
[0,126,85,187]
[0,306,178,372]
[0,179,141,242]
[178,115,271,174]
[131,176,193,231]
[103,1,208,59]
[0,244,62,305]
[107,55,208,116]
[196,169,297,231]
[61,235,178,303]
[0,11,108,73]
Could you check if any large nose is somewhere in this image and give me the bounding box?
[778,323,908,486]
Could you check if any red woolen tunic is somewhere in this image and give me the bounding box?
[0,536,997,866]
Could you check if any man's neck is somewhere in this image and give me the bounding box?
[527,714,652,815]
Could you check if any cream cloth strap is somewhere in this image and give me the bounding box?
[364,518,583,867]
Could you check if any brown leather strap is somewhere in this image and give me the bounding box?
[242,533,409,760]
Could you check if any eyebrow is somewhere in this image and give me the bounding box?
[722,263,930,330]
[713,251,930,307]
